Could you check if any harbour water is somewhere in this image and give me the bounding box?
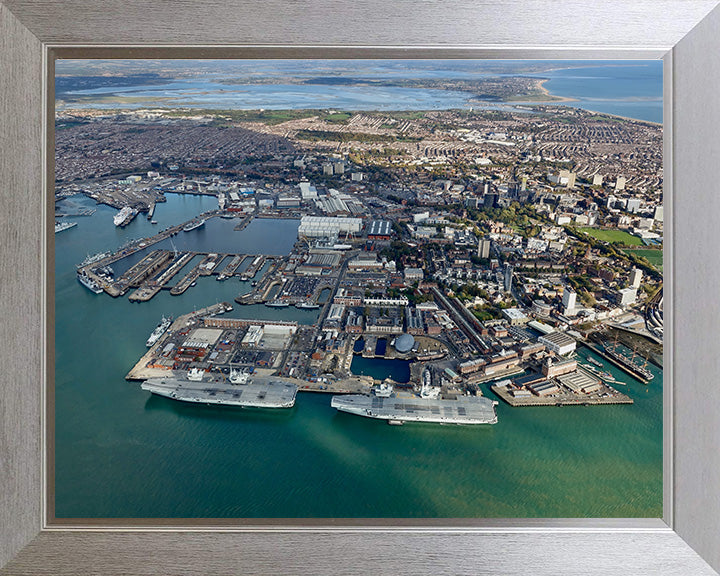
[349,356,411,383]
[55,194,662,518]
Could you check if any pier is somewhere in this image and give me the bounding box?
[217,254,246,280]
[491,381,633,407]
[240,255,266,280]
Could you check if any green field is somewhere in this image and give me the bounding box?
[580,227,644,246]
[624,248,664,271]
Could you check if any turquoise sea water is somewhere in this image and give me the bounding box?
[55,195,662,518]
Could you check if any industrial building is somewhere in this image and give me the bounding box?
[367,219,393,240]
[538,331,577,356]
[298,215,363,238]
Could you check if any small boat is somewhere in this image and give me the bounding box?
[587,356,603,367]
[151,220,158,225]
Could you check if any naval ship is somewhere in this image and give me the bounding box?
[141,370,298,408]
[146,315,173,347]
[331,369,498,425]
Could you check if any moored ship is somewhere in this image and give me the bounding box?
[140,375,298,408]
[55,221,77,233]
[331,392,498,425]
[265,300,290,308]
[114,206,136,227]
[77,251,110,269]
[183,218,206,232]
[146,316,173,348]
[77,270,103,294]
[602,342,654,383]
[295,301,320,309]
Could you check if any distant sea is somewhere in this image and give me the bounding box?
[55,59,663,123]
[55,193,662,519]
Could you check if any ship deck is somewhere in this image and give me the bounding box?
[331,394,498,424]
[141,377,298,408]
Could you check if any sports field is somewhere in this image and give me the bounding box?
[624,248,663,271]
[580,227,644,246]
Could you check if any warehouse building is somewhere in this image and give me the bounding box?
[538,331,577,356]
[298,215,363,238]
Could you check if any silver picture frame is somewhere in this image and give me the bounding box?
[1,1,719,574]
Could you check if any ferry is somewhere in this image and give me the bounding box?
[77,270,103,294]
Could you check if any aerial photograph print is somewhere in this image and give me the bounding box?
[54,59,663,519]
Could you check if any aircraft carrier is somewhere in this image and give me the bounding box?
[141,375,298,408]
[331,393,499,425]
